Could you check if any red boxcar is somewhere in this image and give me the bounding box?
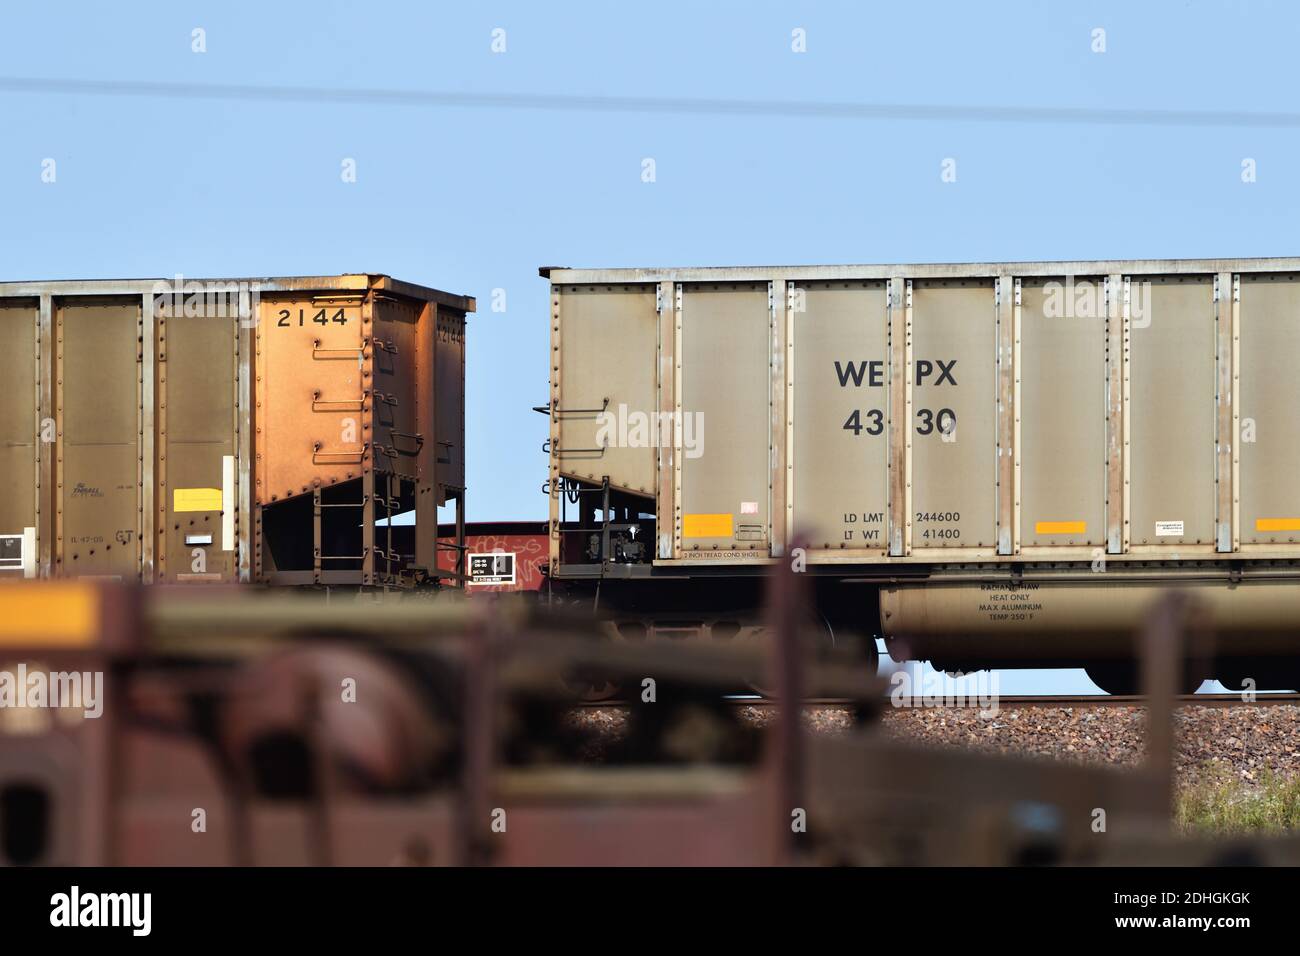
[437,521,549,592]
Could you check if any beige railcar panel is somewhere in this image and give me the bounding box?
[1238,274,1300,544]
[1018,279,1107,547]
[1217,271,1236,553]
[556,285,657,495]
[157,311,237,581]
[791,281,889,552]
[1127,276,1216,546]
[909,280,997,549]
[160,441,230,575]
[59,301,141,578]
[887,277,907,555]
[679,283,769,552]
[1104,274,1124,552]
[770,279,788,557]
[654,281,676,560]
[0,304,38,541]
[548,290,562,566]
[997,276,1015,554]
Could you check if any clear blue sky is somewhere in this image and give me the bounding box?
[3,1,1291,692]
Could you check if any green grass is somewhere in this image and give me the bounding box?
[1176,764,1300,833]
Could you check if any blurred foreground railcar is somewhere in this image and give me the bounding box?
[540,258,1300,693]
[0,274,472,589]
[8,577,1277,867]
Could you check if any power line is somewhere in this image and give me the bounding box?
[0,75,1292,128]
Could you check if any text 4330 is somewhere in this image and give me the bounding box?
[842,408,956,436]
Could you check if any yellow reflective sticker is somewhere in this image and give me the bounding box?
[174,488,223,512]
[682,513,734,538]
[1034,521,1086,535]
[1256,518,1300,532]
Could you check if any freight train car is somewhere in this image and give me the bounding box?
[436,520,549,592]
[0,274,472,589]
[540,259,1300,693]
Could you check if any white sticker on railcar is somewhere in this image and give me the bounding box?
[1155,521,1184,537]
[0,534,24,573]
[0,529,36,578]
[740,501,758,515]
[468,552,515,586]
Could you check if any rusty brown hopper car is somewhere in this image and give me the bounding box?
[541,259,1300,693]
[0,274,472,588]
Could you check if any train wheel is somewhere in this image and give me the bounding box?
[743,613,837,698]
[862,636,882,676]
[1084,663,1139,697]
[1219,662,1300,693]
[1216,669,1250,692]
[560,674,623,703]
[1270,668,1300,693]
[1217,661,1265,692]
[1085,661,1210,696]
[558,620,623,702]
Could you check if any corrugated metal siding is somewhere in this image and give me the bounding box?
[0,275,473,586]
[548,260,1300,568]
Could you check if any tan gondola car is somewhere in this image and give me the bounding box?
[542,260,1300,688]
[0,274,472,588]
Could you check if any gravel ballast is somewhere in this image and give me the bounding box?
[567,703,1300,787]
[876,704,1300,786]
